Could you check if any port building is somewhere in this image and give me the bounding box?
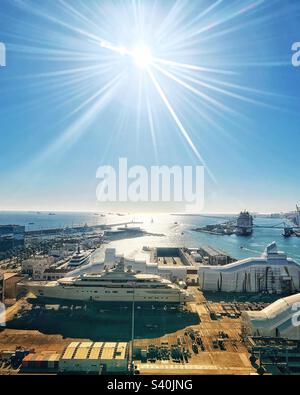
[103,247,220,283]
[241,293,300,340]
[198,242,300,294]
[22,256,55,279]
[59,342,129,374]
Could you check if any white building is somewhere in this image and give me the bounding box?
[198,242,300,294]
[22,256,55,280]
[241,293,300,340]
[59,342,128,374]
[103,248,199,282]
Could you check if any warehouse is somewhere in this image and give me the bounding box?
[241,293,300,340]
[59,341,129,374]
[22,352,60,372]
[3,272,24,300]
[198,242,300,294]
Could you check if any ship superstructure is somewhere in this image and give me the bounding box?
[67,246,91,268]
[236,211,253,236]
[27,259,194,303]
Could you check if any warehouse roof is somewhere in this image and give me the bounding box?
[61,342,128,361]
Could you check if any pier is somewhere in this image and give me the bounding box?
[25,221,143,237]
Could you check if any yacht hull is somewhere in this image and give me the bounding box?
[29,284,192,303]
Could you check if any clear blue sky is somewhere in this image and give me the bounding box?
[0,0,299,213]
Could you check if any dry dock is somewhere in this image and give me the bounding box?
[0,288,272,375]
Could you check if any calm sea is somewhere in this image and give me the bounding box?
[1,211,299,262]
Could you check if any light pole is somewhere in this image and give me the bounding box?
[130,287,135,374]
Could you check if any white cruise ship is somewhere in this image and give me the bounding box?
[27,260,194,303]
[67,246,91,268]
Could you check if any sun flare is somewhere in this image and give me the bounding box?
[132,45,153,69]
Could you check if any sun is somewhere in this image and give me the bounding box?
[132,45,153,69]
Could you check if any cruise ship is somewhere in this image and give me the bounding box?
[67,246,91,268]
[236,211,253,236]
[27,259,194,303]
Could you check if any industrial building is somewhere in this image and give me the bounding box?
[21,255,74,281]
[242,293,300,340]
[0,225,25,252]
[21,256,55,278]
[197,245,236,265]
[198,242,300,294]
[103,247,201,282]
[22,352,60,372]
[59,342,129,374]
[3,272,24,300]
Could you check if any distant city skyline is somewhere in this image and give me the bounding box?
[0,0,299,213]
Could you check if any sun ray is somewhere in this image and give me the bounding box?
[168,67,284,112]
[183,0,266,41]
[152,63,238,116]
[3,0,298,199]
[147,67,216,183]
[152,56,236,75]
[156,0,224,51]
[27,71,124,169]
[146,91,159,161]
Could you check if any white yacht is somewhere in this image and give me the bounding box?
[67,246,91,268]
[27,259,194,303]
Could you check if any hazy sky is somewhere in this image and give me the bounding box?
[0,0,299,213]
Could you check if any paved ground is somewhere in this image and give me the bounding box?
[134,287,256,375]
[0,288,258,375]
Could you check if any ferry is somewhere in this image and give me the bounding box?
[27,259,194,304]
